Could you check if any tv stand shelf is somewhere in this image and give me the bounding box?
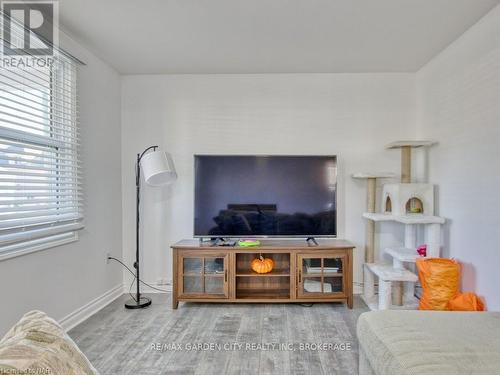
[171,239,354,309]
[235,270,290,277]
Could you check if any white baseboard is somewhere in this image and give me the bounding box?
[59,284,124,332]
[125,282,172,294]
[353,284,363,295]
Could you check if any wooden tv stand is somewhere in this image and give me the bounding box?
[171,239,354,309]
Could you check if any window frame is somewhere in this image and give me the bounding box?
[0,54,82,261]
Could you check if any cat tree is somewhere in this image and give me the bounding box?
[354,141,445,310]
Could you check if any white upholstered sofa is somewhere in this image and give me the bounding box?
[357,310,500,375]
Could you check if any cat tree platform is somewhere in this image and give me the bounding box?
[363,263,419,311]
[352,172,396,179]
[361,291,420,311]
[362,212,445,225]
[384,247,420,264]
[385,140,437,149]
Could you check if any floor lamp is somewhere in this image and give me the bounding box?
[125,146,177,309]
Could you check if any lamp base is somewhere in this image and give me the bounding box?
[125,296,152,309]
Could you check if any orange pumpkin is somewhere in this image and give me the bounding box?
[251,255,274,274]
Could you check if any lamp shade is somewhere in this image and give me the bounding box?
[140,150,177,186]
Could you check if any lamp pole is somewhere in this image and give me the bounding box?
[125,145,158,309]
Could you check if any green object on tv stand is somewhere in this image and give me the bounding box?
[238,240,261,247]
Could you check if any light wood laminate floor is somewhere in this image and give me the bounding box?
[69,293,368,375]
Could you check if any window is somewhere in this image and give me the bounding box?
[0,17,82,259]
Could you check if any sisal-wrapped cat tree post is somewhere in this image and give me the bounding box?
[352,173,395,263]
[388,142,423,305]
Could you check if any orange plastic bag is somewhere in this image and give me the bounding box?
[416,258,460,311]
[448,292,485,311]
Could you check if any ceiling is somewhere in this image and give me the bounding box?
[59,0,500,74]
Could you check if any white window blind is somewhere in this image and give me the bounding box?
[0,14,83,257]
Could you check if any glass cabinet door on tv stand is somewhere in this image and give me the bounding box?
[178,253,229,298]
[296,253,346,298]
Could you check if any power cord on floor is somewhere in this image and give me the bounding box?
[107,257,171,299]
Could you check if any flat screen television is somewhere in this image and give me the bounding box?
[194,155,337,238]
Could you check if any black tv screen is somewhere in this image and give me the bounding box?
[194,155,337,237]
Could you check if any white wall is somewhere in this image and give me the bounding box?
[121,74,417,290]
[0,32,123,335]
[416,5,500,309]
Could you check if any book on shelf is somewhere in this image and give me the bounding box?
[304,259,342,274]
[305,266,340,273]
